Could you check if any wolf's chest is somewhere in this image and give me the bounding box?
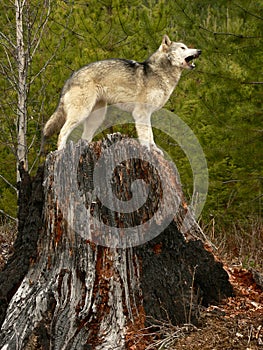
[146,82,175,108]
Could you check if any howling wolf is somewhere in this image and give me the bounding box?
[43,35,201,152]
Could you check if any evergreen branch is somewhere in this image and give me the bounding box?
[30,4,73,85]
[233,3,263,21]
[198,25,262,39]
[48,16,85,39]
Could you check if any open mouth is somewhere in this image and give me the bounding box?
[185,51,201,69]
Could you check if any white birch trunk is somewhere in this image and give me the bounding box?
[15,0,28,181]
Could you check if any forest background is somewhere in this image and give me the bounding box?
[0,0,262,267]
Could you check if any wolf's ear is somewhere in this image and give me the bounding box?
[159,35,172,52]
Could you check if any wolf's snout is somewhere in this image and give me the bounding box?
[185,48,201,69]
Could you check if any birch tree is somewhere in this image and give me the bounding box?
[15,0,30,180]
[0,0,58,182]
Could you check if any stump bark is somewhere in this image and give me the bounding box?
[0,135,233,349]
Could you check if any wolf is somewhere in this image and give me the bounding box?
[43,35,201,152]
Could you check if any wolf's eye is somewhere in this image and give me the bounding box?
[181,46,186,50]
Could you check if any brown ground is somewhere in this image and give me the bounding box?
[175,266,263,350]
[131,264,263,350]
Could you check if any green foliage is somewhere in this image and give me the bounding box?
[161,0,262,226]
[0,187,17,219]
[0,0,262,233]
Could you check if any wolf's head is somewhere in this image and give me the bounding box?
[159,35,201,70]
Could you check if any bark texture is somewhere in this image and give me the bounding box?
[15,0,28,180]
[0,136,233,349]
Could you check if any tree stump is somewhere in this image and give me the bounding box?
[0,135,233,349]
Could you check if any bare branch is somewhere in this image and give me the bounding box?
[30,3,74,84]
[0,175,18,193]
[0,209,18,222]
[30,0,52,60]
[29,52,55,85]
[241,81,263,85]
[0,47,17,90]
[0,31,16,49]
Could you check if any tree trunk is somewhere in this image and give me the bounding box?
[16,0,28,181]
[0,135,233,349]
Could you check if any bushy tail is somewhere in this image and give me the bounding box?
[43,105,66,138]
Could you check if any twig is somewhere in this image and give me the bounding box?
[0,209,18,223]
[0,175,18,193]
[241,81,263,85]
[188,265,198,324]
[198,25,261,39]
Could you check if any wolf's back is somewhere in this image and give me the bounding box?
[43,105,66,138]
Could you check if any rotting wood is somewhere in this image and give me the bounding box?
[0,135,233,349]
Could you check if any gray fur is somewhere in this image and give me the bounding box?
[43,35,201,152]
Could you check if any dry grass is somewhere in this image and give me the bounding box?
[136,217,263,349]
[202,216,263,271]
[0,218,17,270]
[143,320,199,350]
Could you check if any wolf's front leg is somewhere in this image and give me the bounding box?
[132,109,163,155]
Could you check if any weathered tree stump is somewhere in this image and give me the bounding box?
[0,135,233,349]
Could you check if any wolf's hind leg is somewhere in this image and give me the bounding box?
[82,101,107,142]
[57,85,98,150]
[57,106,93,150]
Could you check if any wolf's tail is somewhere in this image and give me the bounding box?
[43,104,66,138]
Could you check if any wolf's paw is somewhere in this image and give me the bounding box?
[139,140,164,156]
[150,144,164,156]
